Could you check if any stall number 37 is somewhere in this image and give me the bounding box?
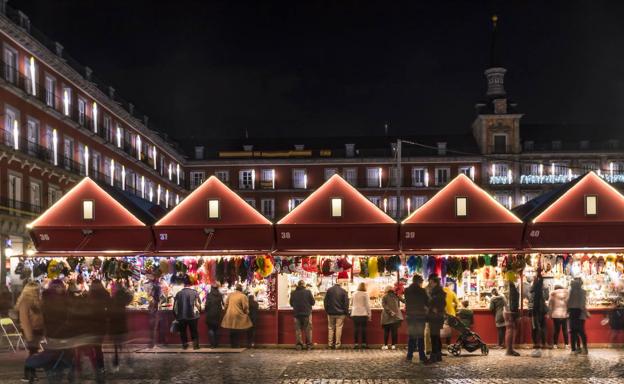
[280,232,291,239]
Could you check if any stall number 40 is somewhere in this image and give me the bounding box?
[280,232,291,239]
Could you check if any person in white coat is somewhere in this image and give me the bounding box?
[548,285,569,348]
[351,282,371,349]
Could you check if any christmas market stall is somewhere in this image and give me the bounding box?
[151,175,276,345]
[401,173,525,345]
[274,174,400,345]
[514,171,624,345]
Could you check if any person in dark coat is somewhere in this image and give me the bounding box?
[290,280,315,350]
[426,275,446,364]
[323,283,349,349]
[174,276,201,350]
[247,294,259,348]
[86,279,111,376]
[529,273,548,357]
[404,274,428,362]
[66,281,93,377]
[204,285,224,348]
[489,288,507,348]
[109,282,133,371]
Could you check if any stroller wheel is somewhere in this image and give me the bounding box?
[481,344,489,356]
[448,344,461,356]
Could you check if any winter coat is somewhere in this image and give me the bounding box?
[444,287,460,317]
[528,279,548,315]
[66,293,92,337]
[290,286,315,317]
[381,291,403,325]
[221,290,252,330]
[204,289,224,326]
[350,291,371,318]
[174,287,200,321]
[16,292,44,341]
[109,287,133,336]
[457,308,474,328]
[404,283,428,321]
[324,284,349,316]
[248,296,259,325]
[567,279,588,319]
[489,295,507,327]
[548,288,569,319]
[87,289,112,337]
[41,290,71,341]
[427,286,446,322]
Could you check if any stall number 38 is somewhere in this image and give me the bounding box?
[280,232,291,239]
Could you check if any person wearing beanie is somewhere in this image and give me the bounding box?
[548,285,569,349]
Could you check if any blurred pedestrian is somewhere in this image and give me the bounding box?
[405,274,428,362]
[529,273,548,357]
[0,283,13,317]
[221,284,252,348]
[504,278,521,356]
[351,282,371,349]
[289,280,315,350]
[443,281,459,345]
[568,278,589,355]
[457,300,474,329]
[548,284,569,349]
[110,281,134,371]
[425,276,446,364]
[148,272,165,348]
[324,282,348,349]
[381,285,403,350]
[247,293,259,348]
[87,279,111,379]
[173,275,201,350]
[67,281,92,378]
[489,288,506,348]
[16,281,44,382]
[204,284,224,348]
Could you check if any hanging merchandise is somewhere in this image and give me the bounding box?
[302,257,318,273]
[483,254,491,267]
[352,257,361,275]
[478,255,486,269]
[368,256,379,278]
[377,256,386,274]
[425,256,436,280]
[261,255,274,278]
[407,255,418,274]
[439,257,447,279]
[490,254,498,267]
[321,258,333,276]
[359,257,369,277]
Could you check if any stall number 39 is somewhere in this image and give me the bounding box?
[280,232,291,239]
[404,232,416,239]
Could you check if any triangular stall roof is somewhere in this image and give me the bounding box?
[401,174,523,253]
[154,176,273,254]
[29,178,154,254]
[275,174,398,254]
[514,172,624,251]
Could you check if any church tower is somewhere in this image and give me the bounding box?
[472,15,523,155]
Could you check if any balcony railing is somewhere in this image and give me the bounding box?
[489,145,513,154]
[0,196,42,217]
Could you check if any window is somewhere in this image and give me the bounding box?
[244,198,256,208]
[44,126,53,158]
[581,162,598,173]
[493,135,507,154]
[389,167,402,187]
[260,199,275,219]
[343,168,357,186]
[455,197,468,217]
[26,117,39,155]
[82,200,94,220]
[8,173,22,211]
[324,168,338,180]
[104,157,111,177]
[63,137,73,170]
[239,170,255,189]
[368,196,381,208]
[4,105,18,148]
[116,124,123,148]
[522,163,541,176]
[261,169,275,189]
[48,185,62,207]
[91,151,100,176]
[103,115,112,142]
[44,75,56,108]
[215,170,229,184]
[190,171,205,190]
[366,167,381,187]
[412,195,428,210]
[387,196,402,218]
[551,162,568,177]
[552,140,562,150]
[77,98,86,126]
[331,198,342,217]
[29,181,41,212]
[77,143,86,175]
[585,195,597,216]
[24,57,37,95]
[288,197,305,211]
[459,166,473,179]
[62,86,72,116]
[292,169,306,189]
[494,193,512,209]
[3,46,18,84]
[411,167,427,187]
[435,168,450,186]
[521,192,539,205]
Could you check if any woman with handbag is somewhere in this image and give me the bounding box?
[16,281,44,382]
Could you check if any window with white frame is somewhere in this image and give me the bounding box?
[44,125,53,154]
[24,57,37,96]
[494,192,512,209]
[388,196,403,217]
[239,169,255,189]
[77,98,86,126]
[3,46,18,84]
[104,157,111,177]
[260,169,275,189]
[343,168,357,186]
[62,86,72,116]
[581,162,598,173]
[4,105,18,147]
[292,197,305,208]
[389,167,402,187]
[585,195,597,216]
[44,75,56,107]
[260,199,275,219]
[292,169,306,189]
[551,162,568,176]
[459,166,473,179]
[455,197,468,217]
[215,170,229,184]
[190,171,205,190]
[366,167,381,187]
[103,115,112,142]
[435,167,450,186]
[412,195,428,210]
[48,185,62,207]
[411,167,426,186]
[29,180,41,211]
[367,196,381,208]
[324,168,338,180]
[63,137,73,170]
[26,117,39,155]
[244,198,256,208]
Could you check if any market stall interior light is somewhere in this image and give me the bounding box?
[92,102,98,133]
[208,199,220,219]
[12,120,19,150]
[331,198,342,217]
[52,129,58,165]
[29,57,36,95]
[455,196,467,217]
[585,195,597,216]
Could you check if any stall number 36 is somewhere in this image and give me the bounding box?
[38,234,50,241]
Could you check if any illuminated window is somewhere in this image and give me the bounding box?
[585,195,597,216]
[455,197,467,217]
[331,198,342,217]
[208,199,220,219]
[82,200,94,220]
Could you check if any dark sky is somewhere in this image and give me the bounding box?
[13,0,624,145]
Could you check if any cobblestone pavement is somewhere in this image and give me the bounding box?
[0,348,622,384]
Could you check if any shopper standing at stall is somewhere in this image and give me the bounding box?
[529,273,548,357]
[351,282,371,349]
[16,281,44,382]
[549,284,569,349]
[290,280,315,350]
[221,284,252,348]
[204,284,224,348]
[173,276,201,350]
[489,288,506,349]
[426,276,446,364]
[324,282,349,349]
[109,282,134,372]
[567,277,589,355]
[381,286,403,350]
[503,278,520,356]
[148,272,165,348]
[86,279,112,377]
[405,274,428,362]
[247,293,259,348]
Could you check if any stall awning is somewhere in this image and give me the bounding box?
[28,178,154,254]
[515,171,624,251]
[153,176,273,253]
[401,174,523,253]
[275,174,398,254]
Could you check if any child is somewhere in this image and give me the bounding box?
[457,300,474,329]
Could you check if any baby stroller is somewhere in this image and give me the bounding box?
[446,315,489,356]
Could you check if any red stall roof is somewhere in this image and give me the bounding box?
[275,174,398,254]
[401,174,523,253]
[516,172,624,251]
[28,178,154,254]
[153,176,273,254]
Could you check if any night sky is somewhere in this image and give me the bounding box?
[13,0,624,145]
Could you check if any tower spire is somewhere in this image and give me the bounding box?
[484,14,506,98]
